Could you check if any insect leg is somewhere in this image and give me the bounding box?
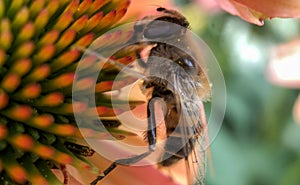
[90,98,160,184]
[90,162,117,185]
[147,96,158,151]
[105,97,159,165]
[90,150,154,185]
[106,96,159,165]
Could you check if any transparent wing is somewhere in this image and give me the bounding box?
[172,73,208,185]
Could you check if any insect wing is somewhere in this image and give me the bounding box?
[173,73,207,185]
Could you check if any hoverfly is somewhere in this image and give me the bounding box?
[89,7,211,185]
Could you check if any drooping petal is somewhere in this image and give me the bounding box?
[216,0,266,25]
[234,0,300,18]
[216,0,300,25]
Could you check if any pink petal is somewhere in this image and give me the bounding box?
[234,0,300,18]
[216,0,265,25]
[266,39,300,88]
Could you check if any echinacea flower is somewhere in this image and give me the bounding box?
[197,0,300,25]
[0,0,140,184]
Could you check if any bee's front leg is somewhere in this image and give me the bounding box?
[114,96,160,164]
[147,96,158,151]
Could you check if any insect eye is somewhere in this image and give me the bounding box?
[176,58,195,69]
[144,21,181,39]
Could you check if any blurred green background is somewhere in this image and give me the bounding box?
[174,1,300,185]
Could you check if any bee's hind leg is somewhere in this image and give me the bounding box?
[90,163,117,185]
[90,98,159,184]
[90,150,153,185]
[102,96,159,165]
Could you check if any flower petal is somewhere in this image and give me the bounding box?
[234,0,300,18]
[217,0,265,25]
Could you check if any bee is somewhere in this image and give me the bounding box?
[90,7,211,185]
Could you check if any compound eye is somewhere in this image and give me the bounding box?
[144,21,181,39]
[176,57,196,71]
